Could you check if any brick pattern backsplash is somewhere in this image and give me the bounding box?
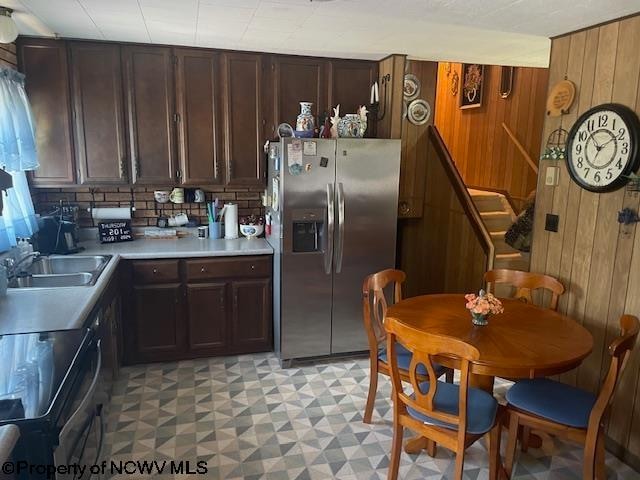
[32,185,265,227]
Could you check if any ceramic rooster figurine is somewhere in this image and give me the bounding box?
[330,104,340,139]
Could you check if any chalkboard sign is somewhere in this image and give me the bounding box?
[98,220,134,243]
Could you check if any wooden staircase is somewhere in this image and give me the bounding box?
[468,189,530,273]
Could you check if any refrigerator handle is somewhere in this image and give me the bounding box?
[325,183,335,275]
[336,182,345,274]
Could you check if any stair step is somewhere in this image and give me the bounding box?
[494,253,529,271]
[470,194,504,213]
[490,231,521,255]
[480,211,513,231]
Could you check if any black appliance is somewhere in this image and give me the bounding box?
[0,327,105,479]
[37,211,82,255]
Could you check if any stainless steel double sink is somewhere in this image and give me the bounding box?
[9,255,111,289]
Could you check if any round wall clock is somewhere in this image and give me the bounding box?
[566,103,640,192]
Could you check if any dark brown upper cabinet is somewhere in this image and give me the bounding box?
[329,60,377,136]
[70,42,128,185]
[221,52,264,186]
[19,39,75,186]
[123,45,176,185]
[272,56,328,137]
[174,49,222,185]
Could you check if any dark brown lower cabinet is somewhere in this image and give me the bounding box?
[123,256,272,364]
[231,279,272,353]
[131,283,185,363]
[186,282,228,355]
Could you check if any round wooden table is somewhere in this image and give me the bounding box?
[386,294,594,391]
[386,294,594,456]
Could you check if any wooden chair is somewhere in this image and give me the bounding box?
[385,318,504,480]
[361,269,453,424]
[484,269,565,310]
[504,315,640,479]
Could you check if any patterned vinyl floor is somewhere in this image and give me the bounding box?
[103,353,637,479]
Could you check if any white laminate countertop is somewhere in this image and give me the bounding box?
[80,236,273,258]
[0,236,273,336]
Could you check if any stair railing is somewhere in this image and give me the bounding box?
[428,126,495,272]
[502,122,538,175]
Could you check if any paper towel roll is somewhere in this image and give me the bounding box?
[91,207,132,220]
[223,203,239,239]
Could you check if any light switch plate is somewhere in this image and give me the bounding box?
[545,166,560,186]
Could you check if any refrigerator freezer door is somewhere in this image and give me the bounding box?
[280,139,337,360]
[331,139,401,354]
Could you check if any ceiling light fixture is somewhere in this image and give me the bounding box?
[0,7,18,44]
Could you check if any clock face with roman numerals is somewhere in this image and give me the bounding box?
[567,103,640,192]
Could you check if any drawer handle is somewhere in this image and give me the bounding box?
[153,268,158,274]
[201,267,206,273]
[251,265,255,270]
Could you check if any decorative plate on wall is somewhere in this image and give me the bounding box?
[407,99,431,126]
[546,80,576,116]
[403,73,420,101]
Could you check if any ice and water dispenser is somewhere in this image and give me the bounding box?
[291,210,324,253]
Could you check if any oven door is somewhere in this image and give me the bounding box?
[54,339,104,480]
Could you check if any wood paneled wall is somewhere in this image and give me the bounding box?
[434,63,548,208]
[0,43,17,69]
[399,127,488,298]
[376,54,405,140]
[398,60,438,218]
[529,14,640,467]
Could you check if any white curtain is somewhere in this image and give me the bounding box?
[0,67,39,251]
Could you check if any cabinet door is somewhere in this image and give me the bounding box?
[329,60,377,136]
[273,56,328,135]
[222,53,264,186]
[123,46,176,185]
[230,278,272,353]
[70,42,128,185]
[19,39,75,185]
[175,49,222,185]
[186,282,228,355]
[130,283,185,363]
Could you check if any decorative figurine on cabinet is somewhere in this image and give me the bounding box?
[330,105,340,139]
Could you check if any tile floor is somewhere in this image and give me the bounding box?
[104,353,637,479]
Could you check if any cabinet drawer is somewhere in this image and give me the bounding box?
[185,256,271,281]
[132,260,180,284]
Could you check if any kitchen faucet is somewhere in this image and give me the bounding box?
[3,251,41,278]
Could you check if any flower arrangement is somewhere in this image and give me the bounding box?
[465,290,503,326]
[239,214,264,226]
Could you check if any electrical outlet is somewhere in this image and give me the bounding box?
[545,214,559,232]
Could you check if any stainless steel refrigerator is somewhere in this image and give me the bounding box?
[266,138,401,365]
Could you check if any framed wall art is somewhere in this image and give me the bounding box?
[460,63,485,109]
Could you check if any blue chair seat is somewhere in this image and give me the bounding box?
[407,381,498,435]
[506,378,597,428]
[378,342,448,377]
